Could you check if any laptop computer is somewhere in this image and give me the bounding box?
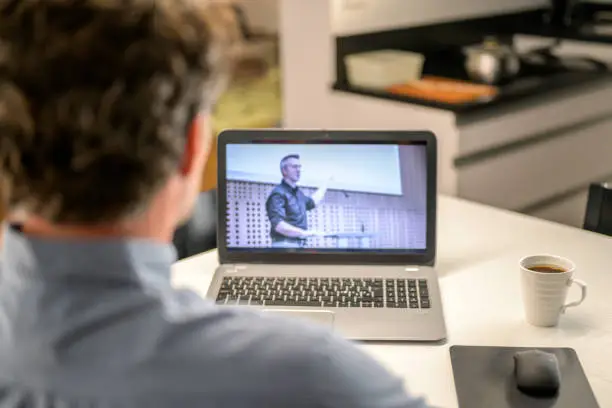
[206,129,446,342]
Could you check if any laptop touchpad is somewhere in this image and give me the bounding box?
[263,310,335,329]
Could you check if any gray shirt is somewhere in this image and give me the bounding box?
[0,226,429,407]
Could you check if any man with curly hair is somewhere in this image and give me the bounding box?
[0,1,429,407]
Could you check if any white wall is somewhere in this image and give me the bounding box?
[280,0,335,128]
[332,0,548,35]
[238,0,549,36]
[226,144,405,195]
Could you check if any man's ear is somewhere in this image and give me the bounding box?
[180,114,207,177]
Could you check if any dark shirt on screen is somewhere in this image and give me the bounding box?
[266,180,315,242]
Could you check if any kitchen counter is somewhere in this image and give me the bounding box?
[282,0,612,228]
[328,29,612,222]
[333,69,612,123]
[331,8,612,123]
[518,23,612,45]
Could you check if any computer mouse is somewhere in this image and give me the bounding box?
[514,350,561,397]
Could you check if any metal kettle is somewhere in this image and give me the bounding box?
[464,37,520,85]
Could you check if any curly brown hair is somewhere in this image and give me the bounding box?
[0,0,234,224]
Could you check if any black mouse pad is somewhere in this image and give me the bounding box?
[450,346,599,408]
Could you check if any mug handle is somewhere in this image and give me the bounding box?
[562,279,587,313]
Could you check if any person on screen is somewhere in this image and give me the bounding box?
[0,1,429,407]
[266,154,330,248]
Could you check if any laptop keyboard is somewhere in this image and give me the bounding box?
[215,277,431,309]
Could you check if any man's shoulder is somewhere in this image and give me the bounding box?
[156,299,427,407]
[267,184,288,200]
[269,183,287,194]
[161,298,328,360]
[148,297,331,398]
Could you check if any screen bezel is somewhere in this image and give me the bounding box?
[217,129,437,266]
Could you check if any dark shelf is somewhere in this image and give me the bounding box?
[333,8,612,124]
[517,24,612,44]
[333,69,612,123]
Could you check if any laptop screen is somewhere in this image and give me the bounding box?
[224,141,427,254]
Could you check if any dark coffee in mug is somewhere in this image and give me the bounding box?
[520,255,586,327]
[527,265,567,273]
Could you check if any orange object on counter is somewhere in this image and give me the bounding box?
[387,76,498,104]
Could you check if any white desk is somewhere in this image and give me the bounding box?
[172,196,612,408]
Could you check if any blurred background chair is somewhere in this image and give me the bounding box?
[583,183,612,237]
[173,189,218,260]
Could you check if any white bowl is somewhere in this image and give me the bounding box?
[345,49,425,90]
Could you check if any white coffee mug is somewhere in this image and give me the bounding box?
[519,255,587,327]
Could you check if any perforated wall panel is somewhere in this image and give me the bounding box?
[226,181,426,249]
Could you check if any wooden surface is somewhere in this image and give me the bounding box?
[387,76,498,104]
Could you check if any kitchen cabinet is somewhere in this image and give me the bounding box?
[457,114,612,210]
[324,78,612,226]
[530,188,590,228]
[322,77,612,226]
[455,36,612,222]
